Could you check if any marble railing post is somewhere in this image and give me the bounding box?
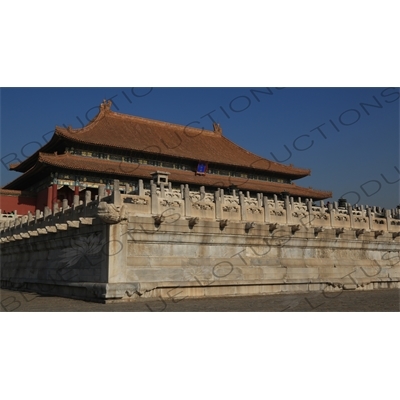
[329,205,334,228]
[307,199,313,227]
[44,206,51,220]
[274,194,278,210]
[150,183,158,215]
[385,209,391,231]
[184,185,191,217]
[215,189,221,220]
[112,180,121,206]
[35,209,40,223]
[98,184,106,201]
[200,186,205,201]
[85,190,92,206]
[27,211,33,224]
[367,207,373,230]
[257,193,263,208]
[239,191,246,221]
[285,195,291,224]
[62,199,68,210]
[347,204,354,228]
[263,196,270,223]
[53,203,59,214]
[138,179,144,196]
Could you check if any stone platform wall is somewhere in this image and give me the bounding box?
[1,180,399,302]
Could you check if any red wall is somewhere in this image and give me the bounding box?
[0,194,37,215]
[36,186,51,211]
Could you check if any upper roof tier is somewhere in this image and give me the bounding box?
[11,100,311,179]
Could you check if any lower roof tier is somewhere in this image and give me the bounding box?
[4,152,332,200]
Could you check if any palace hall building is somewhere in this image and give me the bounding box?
[1,100,331,213]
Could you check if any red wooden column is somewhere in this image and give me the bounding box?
[52,183,57,207]
[47,186,53,209]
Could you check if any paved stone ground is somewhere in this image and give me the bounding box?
[1,287,399,311]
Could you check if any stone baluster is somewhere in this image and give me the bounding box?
[138,179,144,196]
[44,206,51,220]
[160,182,165,198]
[285,195,291,224]
[35,209,40,224]
[367,207,373,230]
[62,199,68,211]
[274,194,278,210]
[184,185,191,217]
[73,195,79,207]
[347,204,354,228]
[263,196,270,223]
[306,199,313,227]
[200,186,205,202]
[27,211,33,225]
[150,183,158,215]
[112,180,121,206]
[215,189,221,220]
[53,203,59,214]
[98,184,106,201]
[257,193,263,208]
[385,209,391,231]
[239,191,246,221]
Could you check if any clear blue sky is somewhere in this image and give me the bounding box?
[1,87,399,208]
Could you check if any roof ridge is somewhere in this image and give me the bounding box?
[107,109,218,137]
[56,100,218,137]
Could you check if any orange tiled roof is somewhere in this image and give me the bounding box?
[11,101,311,178]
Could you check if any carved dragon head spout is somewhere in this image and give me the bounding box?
[219,219,228,230]
[356,229,365,238]
[97,201,126,224]
[153,215,165,226]
[269,223,279,233]
[291,224,301,234]
[336,228,345,237]
[188,217,199,228]
[314,226,324,236]
[245,222,256,232]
